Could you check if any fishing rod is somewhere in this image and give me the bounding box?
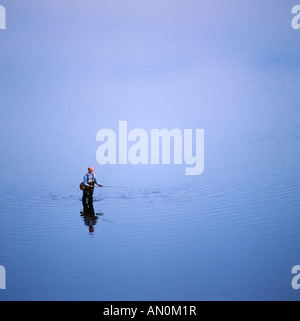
[94,185,130,189]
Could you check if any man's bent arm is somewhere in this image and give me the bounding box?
[83,175,90,188]
[94,175,102,187]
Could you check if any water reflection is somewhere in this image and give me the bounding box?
[80,198,103,235]
[80,211,97,235]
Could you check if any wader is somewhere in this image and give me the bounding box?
[82,174,95,213]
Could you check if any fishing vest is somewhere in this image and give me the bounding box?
[80,173,95,190]
[87,173,95,185]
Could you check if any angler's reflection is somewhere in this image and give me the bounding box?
[80,201,102,235]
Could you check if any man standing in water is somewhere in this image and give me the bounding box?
[82,167,103,213]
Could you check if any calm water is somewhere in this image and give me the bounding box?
[0,132,299,301]
[1,0,300,300]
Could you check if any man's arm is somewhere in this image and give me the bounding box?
[83,175,90,188]
[94,175,103,187]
